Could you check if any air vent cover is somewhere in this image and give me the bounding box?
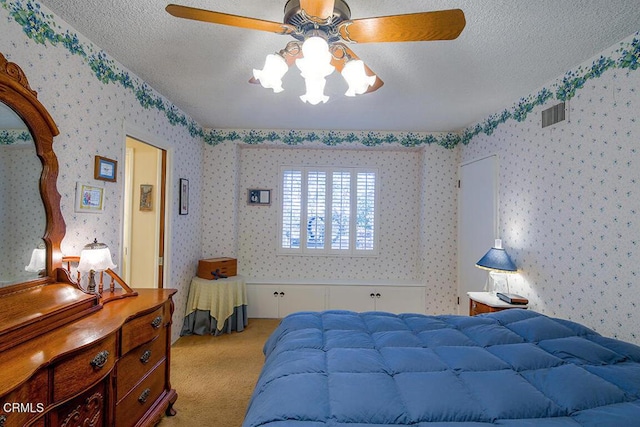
[542,102,566,128]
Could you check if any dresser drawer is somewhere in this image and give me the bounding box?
[53,334,117,402]
[115,360,167,427]
[50,380,106,427]
[117,327,167,401]
[0,370,47,427]
[121,305,165,355]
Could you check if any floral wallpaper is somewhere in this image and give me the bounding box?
[1,0,204,342]
[461,31,640,344]
[0,145,43,281]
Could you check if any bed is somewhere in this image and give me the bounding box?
[243,309,640,426]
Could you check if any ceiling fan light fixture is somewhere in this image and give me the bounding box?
[342,59,376,96]
[296,36,335,104]
[253,53,289,93]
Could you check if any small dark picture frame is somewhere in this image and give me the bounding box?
[179,178,189,215]
[94,156,117,182]
[247,189,271,205]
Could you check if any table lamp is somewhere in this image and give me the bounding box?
[77,238,117,294]
[475,239,517,294]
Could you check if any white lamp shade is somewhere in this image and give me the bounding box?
[299,77,330,105]
[342,60,376,96]
[25,247,46,272]
[78,246,116,272]
[253,53,288,93]
[295,37,334,105]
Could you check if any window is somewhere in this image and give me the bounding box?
[280,167,378,255]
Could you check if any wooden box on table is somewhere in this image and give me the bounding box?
[197,257,237,279]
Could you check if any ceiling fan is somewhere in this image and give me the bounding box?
[166,0,465,104]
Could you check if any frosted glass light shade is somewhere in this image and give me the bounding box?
[253,53,288,93]
[78,241,116,272]
[342,60,376,96]
[300,77,329,105]
[296,37,335,104]
[25,246,46,272]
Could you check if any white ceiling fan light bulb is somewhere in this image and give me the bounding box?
[342,59,376,96]
[253,53,288,93]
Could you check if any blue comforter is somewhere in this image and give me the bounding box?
[243,310,640,426]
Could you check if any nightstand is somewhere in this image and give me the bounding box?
[467,291,528,316]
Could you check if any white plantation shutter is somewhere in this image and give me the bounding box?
[280,167,377,255]
[356,172,376,251]
[306,171,326,250]
[331,171,351,250]
[281,170,302,249]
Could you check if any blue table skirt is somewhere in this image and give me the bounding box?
[180,304,248,336]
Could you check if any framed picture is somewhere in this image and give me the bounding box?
[75,182,105,213]
[94,156,117,182]
[247,189,271,205]
[140,184,153,211]
[179,178,189,215]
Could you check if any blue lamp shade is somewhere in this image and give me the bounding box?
[475,239,517,273]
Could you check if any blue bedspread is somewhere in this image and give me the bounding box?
[242,310,640,426]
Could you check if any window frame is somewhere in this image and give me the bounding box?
[278,165,380,257]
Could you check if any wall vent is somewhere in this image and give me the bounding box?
[542,102,566,128]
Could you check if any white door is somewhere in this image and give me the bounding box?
[328,286,375,312]
[457,155,498,314]
[246,284,279,318]
[279,285,326,317]
[376,287,426,314]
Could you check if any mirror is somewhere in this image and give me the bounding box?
[0,52,65,293]
[0,102,46,287]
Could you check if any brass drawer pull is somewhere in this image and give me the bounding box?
[90,350,110,369]
[138,388,151,404]
[140,350,152,364]
[151,316,163,329]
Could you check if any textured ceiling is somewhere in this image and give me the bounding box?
[38,0,640,132]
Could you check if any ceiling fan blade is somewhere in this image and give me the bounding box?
[330,43,384,94]
[299,0,336,21]
[338,9,465,43]
[166,4,296,35]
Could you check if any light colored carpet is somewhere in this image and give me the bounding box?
[159,318,281,427]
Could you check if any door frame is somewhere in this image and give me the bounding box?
[122,122,174,288]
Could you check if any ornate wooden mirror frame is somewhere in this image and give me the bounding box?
[0,52,100,351]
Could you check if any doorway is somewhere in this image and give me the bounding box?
[457,154,498,313]
[123,136,167,288]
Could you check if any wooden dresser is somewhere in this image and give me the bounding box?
[0,288,177,427]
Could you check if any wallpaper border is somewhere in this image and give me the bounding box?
[0,129,32,145]
[2,0,639,148]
